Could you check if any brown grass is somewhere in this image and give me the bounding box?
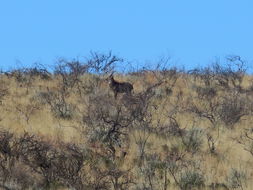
[0,71,253,190]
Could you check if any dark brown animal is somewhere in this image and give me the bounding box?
[107,74,133,98]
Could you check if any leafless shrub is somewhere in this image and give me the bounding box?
[187,71,222,127]
[54,59,88,93]
[35,89,75,120]
[189,56,246,90]
[209,182,229,190]
[179,170,205,190]
[32,91,53,105]
[194,86,217,99]
[4,64,51,94]
[0,81,8,105]
[187,99,220,127]
[136,145,186,190]
[236,129,253,157]
[187,86,248,128]
[83,93,132,158]
[12,132,88,189]
[51,99,75,120]
[122,80,164,122]
[24,63,51,80]
[226,168,247,190]
[81,74,102,94]
[6,68,26,81]
[9,68,34,94]
[156,116,185,138]
[54,52,123,97]
[189,67,214,87]
[188,90,250,130]
[207,134,216,154]
[0,131,14,184]
[0,131,37,189]
[137,153,164,189]
[181,128,204,154]
[15,99,41,124]
[133,123,151,165]
[108,169,134,190]
[86,51,122,74]
[218,94,249,128]
[121,91,154,122]
[16,133,54,186]
[49,143,87,189]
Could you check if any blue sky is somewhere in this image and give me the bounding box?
[0,0,253,71]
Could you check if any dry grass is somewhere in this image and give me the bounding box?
[0,69,253,189]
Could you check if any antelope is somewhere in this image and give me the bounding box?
[107,73,133,99]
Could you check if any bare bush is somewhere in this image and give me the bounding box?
[0,81,8,105]
[194,86,217,99]
[179,170,205,190]
[0,131,91,189]
[36,89,75,120]
[54,59,88,93]
[86,51,122,74]
[54,52,123,97]
[188,83,249,128]
[236,128,253,157]
[181,128,204,154]
[135,144,187,190]
[218,94,249,127]
[186,85,221,127]
[3,64,51,94]
[207,134,216,154]
[15,99,41,124]
[0,131,14,184]
[189,56,246,90]
[24,63,51,80]
[226,168,247,190]
[83,93,132,158]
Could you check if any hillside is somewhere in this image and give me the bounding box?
[0,55,253,190]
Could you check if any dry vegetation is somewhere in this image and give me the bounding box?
[0,53,253,190]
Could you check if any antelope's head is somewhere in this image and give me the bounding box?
[105,72,114,83]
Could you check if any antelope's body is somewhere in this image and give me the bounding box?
[108,74,133,98]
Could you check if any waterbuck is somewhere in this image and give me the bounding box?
[107,73,133,99]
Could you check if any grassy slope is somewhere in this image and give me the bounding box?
[0,72,253,189]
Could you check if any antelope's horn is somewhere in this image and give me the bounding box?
[110,71,115,77]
